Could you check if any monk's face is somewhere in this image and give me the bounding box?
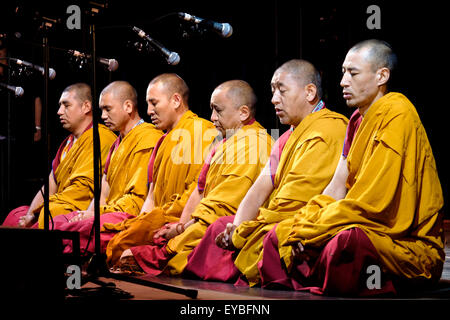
[210,88,242,137]
[146,82,178,131]
[99,92,129,132]
[57,90,88,133]
[271,70,307,126]
[341,48,380,112]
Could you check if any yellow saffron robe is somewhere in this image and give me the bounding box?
[101,122,163,215]
[232,109,348,286]
[164,120,274,275]
[280,93,444,282]
[37,124,117,228]
[104,110,215,266]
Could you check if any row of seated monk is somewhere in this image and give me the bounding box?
[2,39,445,297]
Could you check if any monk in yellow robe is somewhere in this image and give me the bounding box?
[2,83,116,229]
[103,74,215,267]
[49,81,163,254]
[115,80,273,276]
[264,40,444,296]
[184,60,348,284]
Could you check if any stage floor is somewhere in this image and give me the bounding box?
[69,221,450,302]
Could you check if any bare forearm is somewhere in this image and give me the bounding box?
[322,183,347,201]
[233,162,273,227]
[27,187,45,215]
[28,172,57,215]
[97,174,109,208]
[232,187,266,227]
[322,156,348,201]
[140,183,155,214]
[179,187,203,224]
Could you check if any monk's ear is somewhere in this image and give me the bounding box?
[123,99,134,114]
[376,67,390,86]
[82,100,92,114]
[171,93,182,110]
[238,105,251,122]
[305,84,317,103]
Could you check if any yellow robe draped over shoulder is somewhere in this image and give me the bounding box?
[232,109,348,286]
[282,93,444,282]
[101,122,163,216]
[38,124,117,228]
[104,110,215,266]
[150,110,216,216]
[164,120,274,275]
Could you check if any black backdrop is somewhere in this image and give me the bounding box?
[0,0,448,219]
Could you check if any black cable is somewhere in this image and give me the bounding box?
[83,209,95,255]
[39,186,54,230]
[146,12,179,25]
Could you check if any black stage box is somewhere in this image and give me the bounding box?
[0,227,80,303]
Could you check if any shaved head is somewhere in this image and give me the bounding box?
[214,80,257,117]
[349,39,397,73]
[148,73,190,105]
[276,59,323,99]
[62,83,92,104]
[100,80,138,109]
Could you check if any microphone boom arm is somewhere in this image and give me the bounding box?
[132,26,180,65]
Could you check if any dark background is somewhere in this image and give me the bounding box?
[0,0,448,219]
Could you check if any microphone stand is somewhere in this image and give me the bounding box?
[0,60,26,214]
[42,23,51,231]
[6,60,12,215]
[80,5,197,299]
[84,19,108,276]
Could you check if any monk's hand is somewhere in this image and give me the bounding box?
[215,223,237,250]
[291,241,310,262]
[154,222,184,240]
[69,210,94,222]
[18,213,37,228]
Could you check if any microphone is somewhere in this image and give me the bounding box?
[68,50,119,71]
[0,32,22,39]
[99,57,119,72]
[9,58,56,80]
[132,26,180,66]
[0,82,24,97]
[178,12,233,38]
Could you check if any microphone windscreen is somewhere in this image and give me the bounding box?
[221,23,233,38]
[49,68,56,80]
[108,59,119,71]
[15,87,24,97]
[167,52,180,66]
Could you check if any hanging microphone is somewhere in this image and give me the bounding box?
[0,32,22,39]
[178,12,233,38]
[9,58,56,80]
[68,50,119,71]
[132,26,180,66]
[0,82,24,97]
